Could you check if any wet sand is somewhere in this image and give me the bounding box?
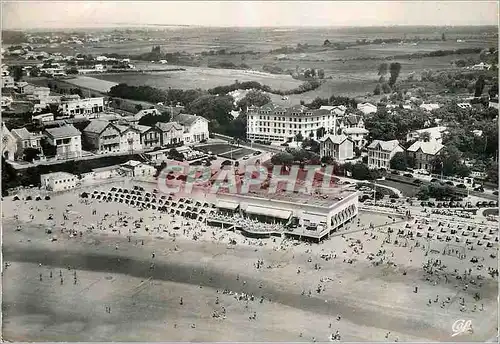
[2,183,498,342]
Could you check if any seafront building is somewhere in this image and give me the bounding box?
[59,97,105,118]
[247,102,356,144]
[367,139,404,170]
[211,185,359,242]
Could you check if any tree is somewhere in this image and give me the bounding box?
[350,162,372,180]
[67,67,79,75]
[316,127,326,139]
[168,148,184,161]
[390,152,408,170]
[389,62,402,87]
[373,84,381,95]
[306,97,329,109]
[135,104,143,112]
[378,63,388,76]
[237,90,271,111]
[486,162,498,184]
[186,94,234,131]
[138,112,171,126]
[474,75,486,97]
[23,148,40,163]
[323,39,331,46]
[488,82,498,98]
[271,152,294,165]
[30,66,41,77]
[294,132,304,142]
[441,33,446,41]
[301,138,320,153]
[381,83,392,94]
[431,145,469,177]
[10,66,23,81]
[317,69,325,79]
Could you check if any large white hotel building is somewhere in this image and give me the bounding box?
[246,103,347,143]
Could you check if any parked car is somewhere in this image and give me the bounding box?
[403,173,413,178]
[221,160,232,166]
[474,186,484,192]
[253,151,261,156]
[493,190,499,195]
[430,178,439,183]
[456,184,467,189]
[391,170,400,175]
[445,181,454,186]
[413,179,423,185]
[242,156,249,160]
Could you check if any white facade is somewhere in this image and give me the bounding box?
[1,96,13,108]
[406,126,447,144]
[41,172,77,192]
[116,126,142,153]
[173,114,209,143]
[246,103,342,143]
[367,140,404,170]
[59,97,104,118]
[11,127,43,160]
[44,125,82,160]
[357,102,377,115]
[2,76,15,88]
[341,127,369,148]
[419,103,440,112]
[120,160,156,177]
[407,141,444,171]
[32,113,55,123]
[1,122,17,161]
[320,135,354,162]
[185,118,209,143]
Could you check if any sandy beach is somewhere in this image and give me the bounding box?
[2,180,498,342]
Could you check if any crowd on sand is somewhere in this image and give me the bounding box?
[3,181,499,342]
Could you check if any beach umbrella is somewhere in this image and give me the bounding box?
[45,195,51,200]
[35,195,42,201]
[25,196,32,201]
[13,195,20,201]
[80,192,89,198]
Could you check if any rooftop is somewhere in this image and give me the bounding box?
[342,127,369,134]
[407,141,444,155]
[156,121,183,132]
[172,113,207,127]
[320,134,350,144]
[367,139,401,151]
[83,119,113,134]
[45,124,81,138]
[218,186,357,208]
[41,171,76,179]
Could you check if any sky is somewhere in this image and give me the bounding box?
[2,1,499,29]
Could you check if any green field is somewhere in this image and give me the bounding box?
[16,26,497,99]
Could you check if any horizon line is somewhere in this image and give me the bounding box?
[4,23,499,31]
